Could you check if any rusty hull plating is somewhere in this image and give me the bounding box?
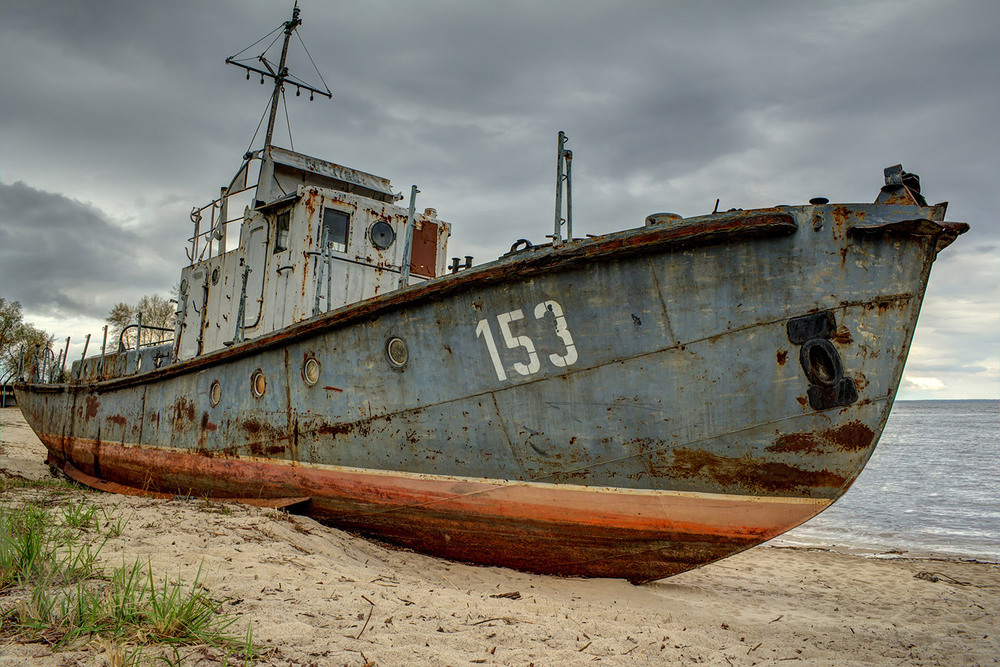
[16,184,968,582]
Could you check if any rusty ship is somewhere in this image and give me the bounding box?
[14,7,968,583]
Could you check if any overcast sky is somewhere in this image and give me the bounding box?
[1,0,996,398]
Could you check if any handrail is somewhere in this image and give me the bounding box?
[187,203,251,264]
[186,159,257,265]
[118,324,175,352]
[27,346,55,385]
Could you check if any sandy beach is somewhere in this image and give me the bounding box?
[1,406,997,666]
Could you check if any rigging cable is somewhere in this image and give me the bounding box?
[255,31,283,66]
[245,98,270,155]
[227,23,284,61]
[296,31,331,95]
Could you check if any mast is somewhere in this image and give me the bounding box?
[225,3,332,154]
[263,5,300,152]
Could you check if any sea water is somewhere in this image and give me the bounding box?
[775,400,999,561]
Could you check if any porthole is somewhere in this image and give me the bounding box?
[211,267,221,285]
[369,221,396,249]
[386,337,408,368]
[209,380,222,407]
[250,369,267,397]
[303,357,321,386]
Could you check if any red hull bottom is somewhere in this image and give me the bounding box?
[46,434,829,583]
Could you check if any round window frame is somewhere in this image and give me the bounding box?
[302,357,321,386]
[385,336,408,368]
[209,380,222,407]
[368,221,396,250]
[250,369,267,398]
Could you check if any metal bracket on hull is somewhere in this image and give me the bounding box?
[786,311,858,411]
[63,461,310,509]
[848,218,969,255]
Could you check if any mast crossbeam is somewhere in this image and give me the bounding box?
[226,4,331,153]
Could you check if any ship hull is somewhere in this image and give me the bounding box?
[15,204,962,582]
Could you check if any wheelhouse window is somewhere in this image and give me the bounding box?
[322,208,350,253]
[274,210,290,253]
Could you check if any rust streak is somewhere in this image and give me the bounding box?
[831,326,853,345]
[767,420,875,455]
[662,447,846,493]
[200,412,218,432]
[824,421,874,451]
[768,433,820,455]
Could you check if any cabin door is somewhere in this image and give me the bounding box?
[176,272,205,360]
[409,220,439,278]
[267,207,294,331]
[268,252,294,331]
[243,222,268,328]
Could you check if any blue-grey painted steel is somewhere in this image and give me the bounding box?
[16,202,954,500]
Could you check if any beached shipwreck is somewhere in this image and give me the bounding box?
[15,8,968,583]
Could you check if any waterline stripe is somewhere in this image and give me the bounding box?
[100,438,831,506]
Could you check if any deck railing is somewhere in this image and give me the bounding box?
[187,156,258,265]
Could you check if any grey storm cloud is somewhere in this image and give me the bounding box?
[0,182,178,318]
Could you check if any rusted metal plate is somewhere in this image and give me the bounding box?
[51,435,825,582]
[64,460,310,509]
[268,146,394,199]
[64,460,174,499]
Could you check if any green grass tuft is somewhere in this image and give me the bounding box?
[0,500,256,662]
[61,497,100,530]
[0,502,101,592]
[101,504,131,537]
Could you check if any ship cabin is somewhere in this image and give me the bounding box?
[173,146,452,361]
[60,6,457,384]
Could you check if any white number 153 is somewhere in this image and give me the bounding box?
[474,299,578,381]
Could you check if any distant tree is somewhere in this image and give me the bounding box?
[0,299,21,366]
[107,293,177,350]
[137,294,175,334]
[0,298,54,380]
[107,301,135,347]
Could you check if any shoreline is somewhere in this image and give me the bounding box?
[3,406,998,665]
[768,537,1000,566]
